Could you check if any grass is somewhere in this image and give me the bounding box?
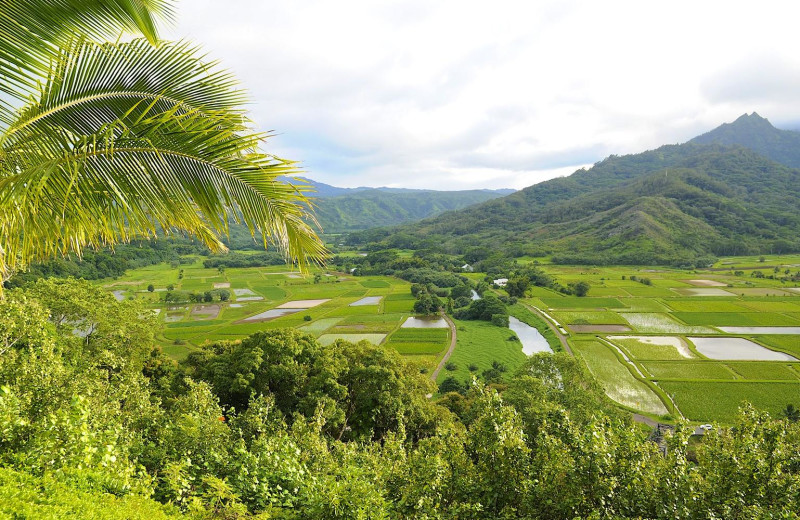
[437,319,526,386]
[659,381,800,422]
[572,340,668,416]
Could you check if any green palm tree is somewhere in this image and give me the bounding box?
[0,0,326,282]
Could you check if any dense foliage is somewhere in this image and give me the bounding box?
[5,279,800,518]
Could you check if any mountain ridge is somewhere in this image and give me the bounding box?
[349,114,800,264]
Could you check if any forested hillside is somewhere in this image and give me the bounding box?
[351,118,800,265]
[690,112,800,168]
[313,188,514,233]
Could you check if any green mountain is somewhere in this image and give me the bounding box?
[313,188,514,233]
[690,112,800,168]
[352,116,800,265]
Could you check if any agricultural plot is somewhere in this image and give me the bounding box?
[550,311,629,325]
[642,361,736,380]
[539,258,800,423]
[620,313,714,334]
[659,381,800,422]
[540,297,626,309]
[104,261,438,366]
[756,336,800,357]
[608,336,695,360]
[688,337,797,361]
[437,319,527,386]
[674,312,800,327]
[385,328,450,356]
[318,333,387,346]
[572,341,668,416]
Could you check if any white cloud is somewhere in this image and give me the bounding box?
[168,0,800,190]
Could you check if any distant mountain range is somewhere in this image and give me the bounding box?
[270,177,513,234]
[351,113,800,265]
[279,176,515,199]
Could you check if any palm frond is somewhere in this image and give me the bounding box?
[1,38,327,278]
[3,39,245,155]
[0,0,173,124]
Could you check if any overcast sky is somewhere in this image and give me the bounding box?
[168,1,800,190]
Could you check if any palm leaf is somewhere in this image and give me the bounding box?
[0,0,173,124]
[1,38,326,278]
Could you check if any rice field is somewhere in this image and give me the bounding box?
[105,253,800,423]
[520,257,800,422]
[102,259,449,372]
[572,340,668,416]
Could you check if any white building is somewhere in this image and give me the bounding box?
[493,278,508,287]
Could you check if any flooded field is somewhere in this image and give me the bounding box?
[675,288,735,297]
[718,327,800,335]
[240,308,303,323]
[349,296,382,306]
[569,324,631,333]
[685,279,727,287]
[191,304,221,319]
[609,335,694,359]
[689,337,797,361]
[401,317,449,328]
[277,299,330,309]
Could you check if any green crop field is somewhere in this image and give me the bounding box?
[642,361,736,380]
[437,319,527,387]
[572,340,668,416]
[103,253,800,424]
[551,310,629,325]
[609,336,695,361]
[388,328,449,343]
[540,297,626,309]
[725,363,800,381]
[659,381,800,422]
[674,312,800,326]
[756,336,800,357]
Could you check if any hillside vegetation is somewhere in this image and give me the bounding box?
[351,116,800,265]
